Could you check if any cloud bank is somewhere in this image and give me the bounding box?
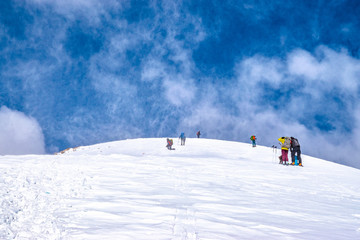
[0,107,45,155]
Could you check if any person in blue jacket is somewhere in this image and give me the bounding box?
[179,132,186,145]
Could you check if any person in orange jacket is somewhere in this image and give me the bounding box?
[278,137,291,165]
[166,138,175,150]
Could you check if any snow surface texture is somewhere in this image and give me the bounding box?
[1,138,360,240]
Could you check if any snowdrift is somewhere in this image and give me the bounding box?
[1,138,360,239]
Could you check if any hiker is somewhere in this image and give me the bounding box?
[278,136,291,165]
[179,132,186,145]
[290,137,302,166]
[196,130,201,138]
[166,138,174,150]
[250,135,256,147]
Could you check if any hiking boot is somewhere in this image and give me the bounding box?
[299,163,302,166]
[291,162,295,165]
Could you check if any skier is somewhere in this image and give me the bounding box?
[166,138,174,150]
[196,130,201,138]
[250,135,256,147]
[179,132,186,145]
[290,137,302,166]
[278,136,291,165]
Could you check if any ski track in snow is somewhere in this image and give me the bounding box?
[1,138,360,240]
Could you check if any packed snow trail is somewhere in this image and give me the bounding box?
[1,138,360,239]
[0,155,90,239]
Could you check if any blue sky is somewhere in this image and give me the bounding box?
[0,0,360,168]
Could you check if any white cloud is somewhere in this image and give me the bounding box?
[288,46,360,94]
[24,0,122,24]
[163,78,196,106]
[288,49,321,80]
[141,59,166,82]
[0,106,45,155]
[183,101,226,128]
[237,55,284,86]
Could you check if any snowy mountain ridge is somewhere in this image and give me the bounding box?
[1,138,360,239]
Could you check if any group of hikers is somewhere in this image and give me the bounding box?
[167,132,302,166]
[278,136,302,166]
[166,131,201,150]
[250,135,302,166]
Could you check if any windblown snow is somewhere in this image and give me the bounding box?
[1,138,360,239]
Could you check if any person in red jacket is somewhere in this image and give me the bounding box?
[196,131,201,138]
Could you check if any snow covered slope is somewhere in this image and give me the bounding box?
[1,138,360,239]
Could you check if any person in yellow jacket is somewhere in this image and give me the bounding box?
[278,137,291,165]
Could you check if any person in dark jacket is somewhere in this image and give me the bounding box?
[196,131,201,138]
[290,137,302,166]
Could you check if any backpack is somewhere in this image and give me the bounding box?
[291,137,300,147]
[250,135,255,141]
[283,137,291,149]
